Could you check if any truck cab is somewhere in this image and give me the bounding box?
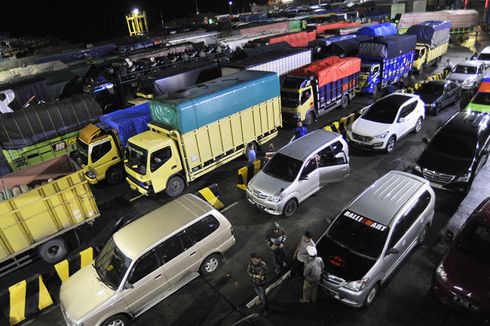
[413,44,428,72]
[359,63,381,94]
[124,131,183,197]
[77,124,124,185]
[281,76,315,124]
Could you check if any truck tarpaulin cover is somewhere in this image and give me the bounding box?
[358,35,416,59]
[0,94,101,149]
[294,56,361,87]
[356,23,398,37]
[150,70,280,134]
[100,102,151,146]
[325,35,371,56]
[267,31,315,48]
[398,9,478,29]
[407,21,451,48]
[316,21,361,34]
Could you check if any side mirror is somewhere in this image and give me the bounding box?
[124,282,134,290]
[423,138,429,144]
[387,248,400,255]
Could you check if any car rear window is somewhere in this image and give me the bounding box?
[327,210,389,259]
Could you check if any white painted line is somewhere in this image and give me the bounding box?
[246,270,291,308]
[221,200,239,212]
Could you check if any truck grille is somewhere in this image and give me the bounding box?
[252,189,268,199]
[352,133,372,142]
[423,169,455,184]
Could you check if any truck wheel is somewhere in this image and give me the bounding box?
[341,94,349,109]
[38,238,67,263]
[283,199,297,217]
[305,111,314,126]
[165,175,185,197]
[106,166,124,185]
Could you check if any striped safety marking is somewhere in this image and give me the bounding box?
[237,160,262,191]
[54,247,94,283]
[197,186,224,210]
[0,275,53,325]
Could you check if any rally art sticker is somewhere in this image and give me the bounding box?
[343,210,387,231]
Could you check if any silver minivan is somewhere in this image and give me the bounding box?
[246,130,350,217]
[318,170,435,307]
[59,194,235,326]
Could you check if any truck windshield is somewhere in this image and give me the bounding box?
[281,91,300,107]
[327,210,389,259]
[263,153,302,182]
[125,143,148,175]
[76,139,89,165]
[94,238,132,290]
[360,65,371,73]
[362,98,400,124]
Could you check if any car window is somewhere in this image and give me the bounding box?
[318,147,346,166]
[128,250,160,284]
[453,65,476,74]
[187,215,220,243]
[388,220,406,249]
[150,147,172,172]
[157,232,192,264]
[402,191,431,230]
[301,157,318,177]
[400,102,417,118]
[91,141,112,163]
[456,221,490,265]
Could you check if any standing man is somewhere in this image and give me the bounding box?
[443,59,453,77]
[247,145,256,164]
[294,121,308,140]
[265,222,287,274]
[292,231,316,278]
[247,253,270,316]
[300,246,325,303]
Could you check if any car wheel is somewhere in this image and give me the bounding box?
[200,254,222,275]
[102,314,131,326]
[305,111,314,126]
[418,225,429,245]
[385,136,396,153]
[412,117,423,134]
[38,238,68,263]
[165,175,185,197]
[364,284,379,307]
[106,166,124,185]
[283,199,298,217]
[341,94,349,109]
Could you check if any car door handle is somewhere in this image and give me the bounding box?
[171,165,177,169]
[190,252,197,257]
[155,274,162,280]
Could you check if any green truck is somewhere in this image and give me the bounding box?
[0,94,101,175]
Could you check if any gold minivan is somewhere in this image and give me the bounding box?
[59,194,236,326]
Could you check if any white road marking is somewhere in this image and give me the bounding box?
[246,270,291,308]
[221,200,239,212]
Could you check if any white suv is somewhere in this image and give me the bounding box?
[346,93,425,153]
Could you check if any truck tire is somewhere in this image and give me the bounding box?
[341,94,349,109]
[305,111,315,126]
[165,175,185,197]
[106,166,124,185]
[38,238,68,263]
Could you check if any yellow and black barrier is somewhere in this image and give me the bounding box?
[323,112,360,137]
[0,274,53,325]
[195,184,224,210]
[54,247,94,284]
[237,159,262,191]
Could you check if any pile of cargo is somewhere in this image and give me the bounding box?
[294,56,361,86]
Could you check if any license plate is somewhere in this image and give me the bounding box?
[52,141,67,152]
[454,295,479,312]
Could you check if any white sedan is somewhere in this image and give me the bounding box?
[346,93,425,153]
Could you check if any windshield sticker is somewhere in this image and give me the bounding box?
[344,210,387,232]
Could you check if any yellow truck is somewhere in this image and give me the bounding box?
[125,70,282,197]
[406,21,451,74]
[75,102,151,185]
[0,155,99,274]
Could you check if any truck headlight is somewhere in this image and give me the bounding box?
[435,263,447,283]
[85,170,96,179]
[268,193,285,203]
[455,172,471,183]
[374,131,389,139]
[344,277,369,292]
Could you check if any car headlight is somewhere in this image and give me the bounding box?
[435,263,447,283]
[268,193,285,203]
[413,164,422,174]
[455,172,471,183]
[374,131,389,139]
[344,277,369,292]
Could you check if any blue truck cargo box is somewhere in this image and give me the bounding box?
[150,70,280,134]
[356,23,397,37]
[99,102,151,146]
[406,21,451,47]
[358,34,416,59]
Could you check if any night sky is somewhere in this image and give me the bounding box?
[0,0,264,43]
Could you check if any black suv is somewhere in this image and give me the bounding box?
[413,111,490,192]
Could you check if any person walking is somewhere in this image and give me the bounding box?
[247,253,270,316]
[291,231,315,278]
[300,246,325,303]
[265,222,287,274]
[294,121,308,140]
[247,145,256,164]
[443,59,453,77]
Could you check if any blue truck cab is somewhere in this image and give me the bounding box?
[357,35,417,95]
